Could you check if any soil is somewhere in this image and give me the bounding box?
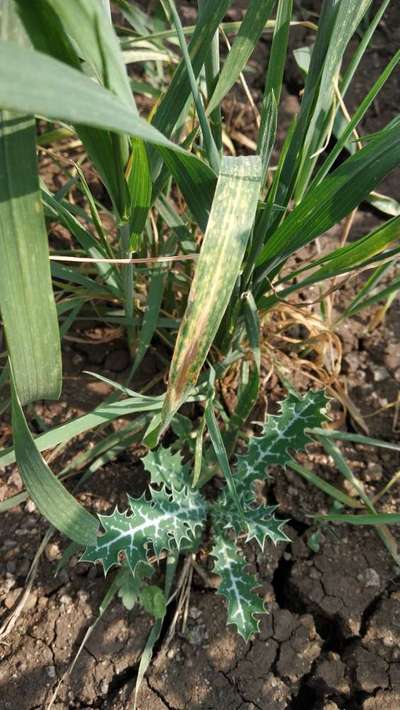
[1,2,400,709]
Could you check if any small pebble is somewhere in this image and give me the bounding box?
[366,462,383,481]
[60,593,73,606]
[77,590,90,602]
[45,543,61,562]
[4,587,22,609]
[25,499,37,513]
[4,573,16,592]
[357,568,380,588]
[100,680,109,694]
[372,366,390,382]
[25,591,38,610]
[189,606,202,620]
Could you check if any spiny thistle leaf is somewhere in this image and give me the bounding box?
[142,446,191,490]
[212,500,290,550]
[212,535,266,641]
[244,505,290,548]
[235,389,329,501]
[82,484,207,574]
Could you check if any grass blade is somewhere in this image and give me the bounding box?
[207,0,276,115]
[11,381,98,545]
[198,0,222,150]
[261,216,400,307]
[151,0,233,141]
[47,0,135,109]
[256,120,400,272]
[340,0,391,97]
[312,48,400,188]
[314,513,400,526]
[0,40,217,216]
[205,396,245,524]
[289,460,360,509]
[262,0,293,107]
[127,137,152,250]
[295,0,373,197]
[0,111,62,404]
[146,156,262,444]
[166,0,220,172]
[0,395,164,468]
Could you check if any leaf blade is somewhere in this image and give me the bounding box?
[149,155,262,443]
[0,111,61,404]
[11,382,98,546]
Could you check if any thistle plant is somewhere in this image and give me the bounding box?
[0,0,400,675]
[82,389,327,639]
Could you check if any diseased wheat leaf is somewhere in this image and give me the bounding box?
[147,155,262,445]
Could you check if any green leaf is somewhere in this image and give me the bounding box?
[340,0,391,97]
[47,0,135,108]
[314,513,400,526]
[14,0,130,215]
[151,0,233,140]
[244,505,290,548]
[82,484,207,575]
[312,48,400,188]
[129,268,165,376]
[261,216,400,308]
[262,0,293,106]
[212,496,289,550]
[257,91,277,186]
[155,145,216,232]
[140,585,167,620]
[234,389,329,502]
[212,535,266,641]
[257,120,400,271]
[0,393,164,468]
[289,460,360,509]
[127,138,152,250]
[0,40,217,216]
[207,0,276,115]
[205,394,245,525]
[296,0,373,195]
[11,381,98,546]
[0,110,62,404]
[117,565,150,611]
[309,427,400,453]
[166,0,220,173]
[0,0,61,406]
[142,446,191,490]
[148,156,262,444]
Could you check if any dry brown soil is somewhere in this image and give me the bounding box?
[1,2,400,708]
